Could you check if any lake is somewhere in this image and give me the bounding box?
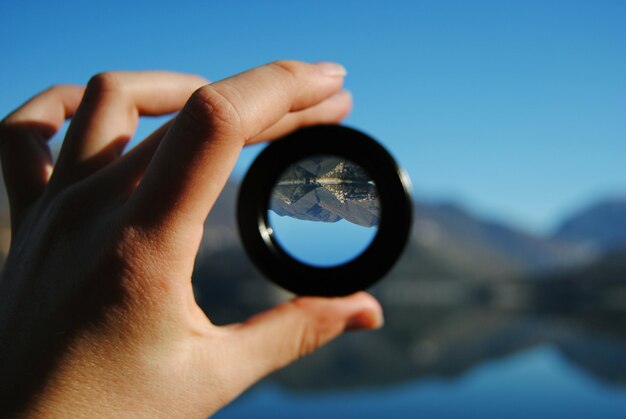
[216,344,626,418]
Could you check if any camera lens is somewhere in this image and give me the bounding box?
[237,124,412,296]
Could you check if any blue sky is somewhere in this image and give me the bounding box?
[2,0,625,233]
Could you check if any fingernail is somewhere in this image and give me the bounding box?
[315,62,347,77]
[346,309,384,331]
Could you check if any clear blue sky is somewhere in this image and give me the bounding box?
[2,0,625,233]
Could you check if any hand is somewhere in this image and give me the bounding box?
[0,61,383,417]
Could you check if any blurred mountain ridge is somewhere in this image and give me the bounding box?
[2,180,625,280]
[199,182,616,281]
[409,200,597,280]
[553,198,626,252]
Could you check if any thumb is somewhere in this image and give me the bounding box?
[225,292,383,386]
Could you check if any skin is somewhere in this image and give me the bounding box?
[0,61,383,418]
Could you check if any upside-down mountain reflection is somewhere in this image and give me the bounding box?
[269,156,380,227]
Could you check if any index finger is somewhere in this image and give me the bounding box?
[127,61,347,231]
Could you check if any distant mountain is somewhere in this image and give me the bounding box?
[409,201,597,280]
[553,198,626,251]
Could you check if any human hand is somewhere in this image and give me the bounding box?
[0,61,383,417]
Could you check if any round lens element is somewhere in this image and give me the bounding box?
[268,155,380,267]
[237,124,412,296]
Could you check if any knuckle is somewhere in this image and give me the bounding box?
[85,71,123,98]
[267,60,298,87]
[268,60,299,78]
[44,84,66,95]
[181,85,244,139]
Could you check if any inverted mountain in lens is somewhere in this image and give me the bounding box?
[270,156,380,227]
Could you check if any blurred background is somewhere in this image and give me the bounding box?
[2,1,626,418]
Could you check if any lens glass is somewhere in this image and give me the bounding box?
[268,155,380,267]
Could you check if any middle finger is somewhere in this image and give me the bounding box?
[49,71,207,191]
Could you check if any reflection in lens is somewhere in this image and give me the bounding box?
[268,155,380,267]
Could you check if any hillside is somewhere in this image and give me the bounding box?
[399,199,597,281]
[554,198,626,251]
